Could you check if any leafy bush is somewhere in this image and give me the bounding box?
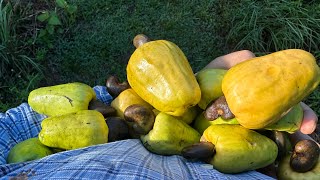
[36,0,77,49]
[0,0,43,111]
[0,0,76,112]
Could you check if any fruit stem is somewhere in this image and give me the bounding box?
[133,34,150,48]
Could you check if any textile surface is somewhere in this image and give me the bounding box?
[0,86,274,180]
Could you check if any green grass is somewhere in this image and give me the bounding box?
[225,0,320,56]
[0,0,43,110]
[1,0,320,117]
[43,0,226,85]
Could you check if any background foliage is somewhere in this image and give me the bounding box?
[1,0,320,119]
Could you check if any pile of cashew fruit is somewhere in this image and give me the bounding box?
[7,34,320,180]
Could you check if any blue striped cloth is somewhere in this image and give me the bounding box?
[0,86,274,179]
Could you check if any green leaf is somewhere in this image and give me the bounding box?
[46,25,55,35]
[37,11,50,22]
[38,29,47,37]
[27,39,33,45]
[56,0,68,8]
[48,14,62,25]
[48,42,54,49]
[57,28,64,34]
[66,5,77,14]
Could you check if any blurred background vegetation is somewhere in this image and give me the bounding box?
[1,0,320,119]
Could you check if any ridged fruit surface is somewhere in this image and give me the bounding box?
[127,40,201,116]
[222,49,320,129]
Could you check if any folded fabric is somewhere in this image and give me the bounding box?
[0,86,274,179]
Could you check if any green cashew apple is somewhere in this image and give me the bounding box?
[7,137,54,164]
[141,112,201,155]
[196,68,227,110]
[28,82,96,116]
[193,103,304,135]
[193,112,238,134]
[39,110,108,150]
[153,105,201,125]
[264,103,303,134]
[277,155,320,180]
[202,124,278,173]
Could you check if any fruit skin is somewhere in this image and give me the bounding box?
[264,103,303,134]
[88,99,117,117]
[153,106,201,125]
[127,40,201,116]
[39,110,108,150]
[193,112,239,134]
[106,75,130,98]
[7,137,54,164]
[105,117,130,142]
[111,88,153,119]
[124,104,155,135]
[141,112,201,155]
[28,82,96,116]
[203,124,278,174]
[194,103,303,135]
[277,155,320,180]
[196,68,227,110]
[266,131,293,161]
[174,105,200,124]
[222,49,320,129]
[290,139,320,173]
